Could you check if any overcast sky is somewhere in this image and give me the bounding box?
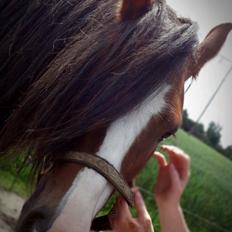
[168,0,232,147]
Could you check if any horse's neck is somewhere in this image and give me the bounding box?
[48,168,112,232]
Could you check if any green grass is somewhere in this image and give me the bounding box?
[137,129,232,232]
[0,169,30,197]
[0,156,31,197]
[0,129,232,232]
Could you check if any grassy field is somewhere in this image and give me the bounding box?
[137,129,232,232]
[0,129,232,232]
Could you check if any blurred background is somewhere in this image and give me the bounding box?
[0,1,231,232]
[171,0,232,149]
[137,2,232,232]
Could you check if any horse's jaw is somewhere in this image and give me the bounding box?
[48,168,113,232]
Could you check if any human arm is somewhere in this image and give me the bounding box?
[154,145,191,232]
[108,145,191,232]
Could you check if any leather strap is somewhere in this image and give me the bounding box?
[57,152,134,207]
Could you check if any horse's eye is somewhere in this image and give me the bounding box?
[158,129,177,143]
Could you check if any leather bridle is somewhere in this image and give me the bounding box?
[55,152,135,231]
[57,151,134,206]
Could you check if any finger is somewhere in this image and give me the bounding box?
[109,196,131,223]
[115,196,132,221]
[161,145,190,183]
[160,145,183,174]
[154,151,168,167]
[161,145,189,161]
[161,145,185,157]
[154,165,172,195]
[171,153,190,185]
[133,189,150,220]
[169,163,182,189]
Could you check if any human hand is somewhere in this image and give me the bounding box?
[109,188,154,232]
[154,145,191,208]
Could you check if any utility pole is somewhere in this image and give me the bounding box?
[190,56,232,133]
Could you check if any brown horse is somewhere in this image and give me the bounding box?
[0,0,231,231]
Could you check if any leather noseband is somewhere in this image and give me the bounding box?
[57,152,134,207]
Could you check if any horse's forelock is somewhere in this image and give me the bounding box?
[0,0,198,171]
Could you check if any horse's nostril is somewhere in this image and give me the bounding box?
[34,211,55,232]
[17,208,54,232]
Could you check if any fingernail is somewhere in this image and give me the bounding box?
[154,151,164,158]
[154,151,161,156]
[132,187,139,193]
[160,146,166,151]
[161,145,170,149]
[133,188,138,194]
[135,189,141,198]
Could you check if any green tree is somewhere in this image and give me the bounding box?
[206,122,222,147]
[192,123,207,143]
[224,145,232,160]
[182,110,194,132]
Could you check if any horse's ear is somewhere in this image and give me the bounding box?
[193,23,232,76]
[117,0,154,21]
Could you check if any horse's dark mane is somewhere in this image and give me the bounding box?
[0,0,198,168]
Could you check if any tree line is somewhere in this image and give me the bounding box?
[182,110,232,160]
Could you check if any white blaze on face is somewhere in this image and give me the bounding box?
[48,84,171,232]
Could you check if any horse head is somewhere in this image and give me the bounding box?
[0,0,231,231]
